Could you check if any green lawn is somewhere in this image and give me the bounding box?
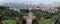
[4,20,16,24]
[4,19,53,24]
[4,20,22,24]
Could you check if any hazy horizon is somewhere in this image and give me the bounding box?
[0,0,60,4]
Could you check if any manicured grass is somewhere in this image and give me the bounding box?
[4,20,22,24]
[4,20,16,24]
[4,19,53,24]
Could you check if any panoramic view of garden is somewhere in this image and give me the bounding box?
[0,0,60,24]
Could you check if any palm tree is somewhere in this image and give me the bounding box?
[54,6,60,24]
[11,9,24,20]
[33,11,42,18]
[42,12,49,19]
[0,6,8,24]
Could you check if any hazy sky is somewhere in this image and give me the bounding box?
[0,0,60,4]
